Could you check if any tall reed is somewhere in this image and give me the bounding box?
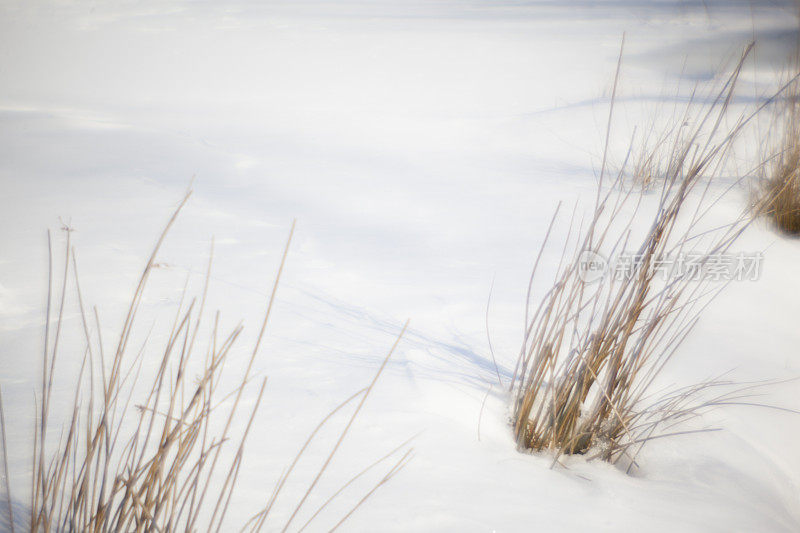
[0,190,411,531]
[511,43,784,469]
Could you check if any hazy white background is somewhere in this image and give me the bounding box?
[1,1,800,531]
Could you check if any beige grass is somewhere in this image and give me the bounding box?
[510,42,787,469]
[0,191,411,532]
[758,78,800,235]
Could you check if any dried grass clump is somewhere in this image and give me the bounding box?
[624,106,696,191]
[0,191,411,532]
[510,43,779,469]
[758,80,800,235]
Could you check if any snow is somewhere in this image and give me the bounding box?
[1,0,800,531]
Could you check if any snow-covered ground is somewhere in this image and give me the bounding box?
[2,0,800,531]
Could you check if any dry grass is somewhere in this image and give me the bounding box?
[757,79,800,235]
[510,43,785,469]
[0,190,411,532]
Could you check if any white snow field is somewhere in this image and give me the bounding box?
[2,0,800,531]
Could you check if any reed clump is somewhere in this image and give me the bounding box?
[758,80,800,235]
[511,43,781,469]
[0,191,411,532]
